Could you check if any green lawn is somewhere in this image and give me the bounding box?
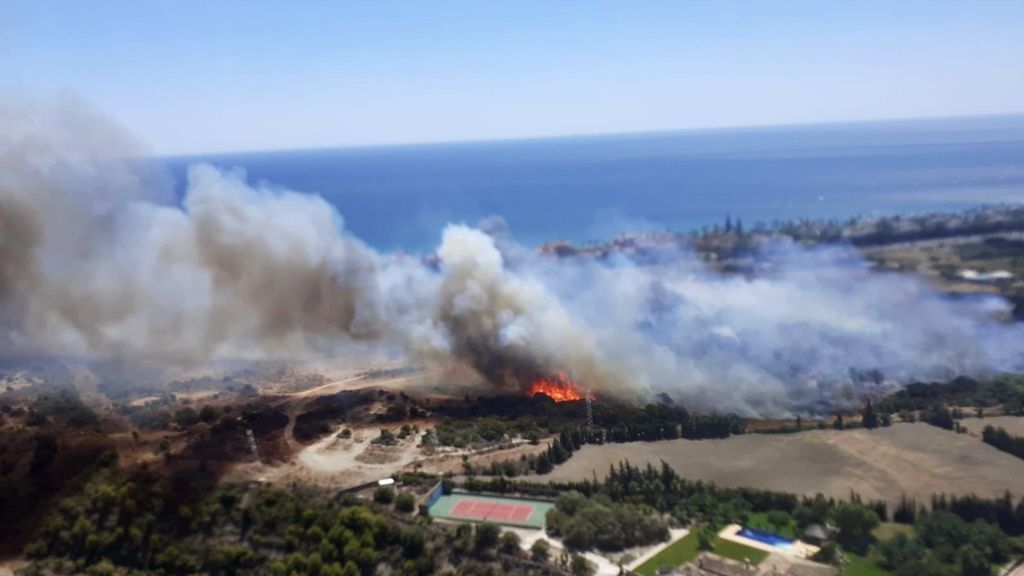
[635,531,700,576]
[745,512,798,539]
[634,531,769,576]
[713,538,769,565]
[840,546,890,576]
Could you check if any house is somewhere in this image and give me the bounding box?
[680,553,756,576]
[784,564,838,576]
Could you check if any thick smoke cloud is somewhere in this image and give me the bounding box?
[2,99,1022,416]
[533,246,1022,415]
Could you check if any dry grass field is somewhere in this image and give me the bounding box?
[971,416,1024,436]
[543,423,1024,504]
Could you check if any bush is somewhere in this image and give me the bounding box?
[547,492,669,552]
[173,407,199,427]
[23,468,435,576]
[374,429,396,445]
[765,510,791,532]
[499,531,521,555]
[531,539,551,563]
[199,405,219,424]
[698,526,715,551]
[475,522,501,552]
[877,534,926,570]
[395,492,416,513]
[811,542,842,565]
[570,554,595,576]
[833,503,879,551]
[374,486,395,504]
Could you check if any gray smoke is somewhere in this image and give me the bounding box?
[2,99,1022,416]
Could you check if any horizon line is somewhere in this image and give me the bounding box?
[159,110,1024,159]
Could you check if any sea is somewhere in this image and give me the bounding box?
[166,114,1024,253]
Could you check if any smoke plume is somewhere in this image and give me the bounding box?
[2,99,1022,416]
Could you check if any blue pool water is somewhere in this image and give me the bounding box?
[738,527,795,548]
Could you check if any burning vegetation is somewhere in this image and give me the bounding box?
[529,371,587,403]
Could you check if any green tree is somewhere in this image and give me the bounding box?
[395,492,415,513]
[173,407,199,427]
[373,486,395,504]
[959,545,991,576]
[570,554,595,576]
[765,510,791,533]
[698,526,715,551]
[531,539,551,563]
[376,428,396,445]
[535,452,553,474]
[499,531,521,555]
[877,533,926,570]
[862,400,879,429]
[555,491,587,515]
[475,522,500,552]
[199,405,219,424]
[833,503,879,551]
[811,542,841,565]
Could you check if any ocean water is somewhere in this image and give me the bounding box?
[167,115,1024,253]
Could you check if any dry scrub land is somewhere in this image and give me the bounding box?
[543,422,1024,503]
[973,415,1024,436]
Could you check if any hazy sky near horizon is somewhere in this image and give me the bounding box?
[3,1,1024,155]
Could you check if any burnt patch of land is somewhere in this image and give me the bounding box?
[291,388,429,443]
[0,427,115,556]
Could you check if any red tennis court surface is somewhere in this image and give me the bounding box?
[450,498,534,523]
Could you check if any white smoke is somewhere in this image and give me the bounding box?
[2,99,1022,416]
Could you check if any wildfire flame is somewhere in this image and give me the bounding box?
[529,371,588,403]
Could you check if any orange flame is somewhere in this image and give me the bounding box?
[530,371,587,403]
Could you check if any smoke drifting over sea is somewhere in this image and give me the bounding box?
[2,100,1022,416]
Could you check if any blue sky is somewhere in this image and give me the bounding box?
[3,1,1023,154]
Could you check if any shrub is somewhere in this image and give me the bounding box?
[531,539,551,563]
[374,486,395,504]
[395,492,415,513]
[499,531,521,555]
[811,542,842,565]
[547,491,669,552]
[698,526,715,551]
[570,554,595,576]
[765,510,791,532]
[374,429,396,445]
[475,522,501,552]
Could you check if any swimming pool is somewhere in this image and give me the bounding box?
[738,526,794,548]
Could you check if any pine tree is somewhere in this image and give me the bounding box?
[535,452,553,474]
[862,400,879,429]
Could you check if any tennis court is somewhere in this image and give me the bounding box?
[428,493,553,529]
